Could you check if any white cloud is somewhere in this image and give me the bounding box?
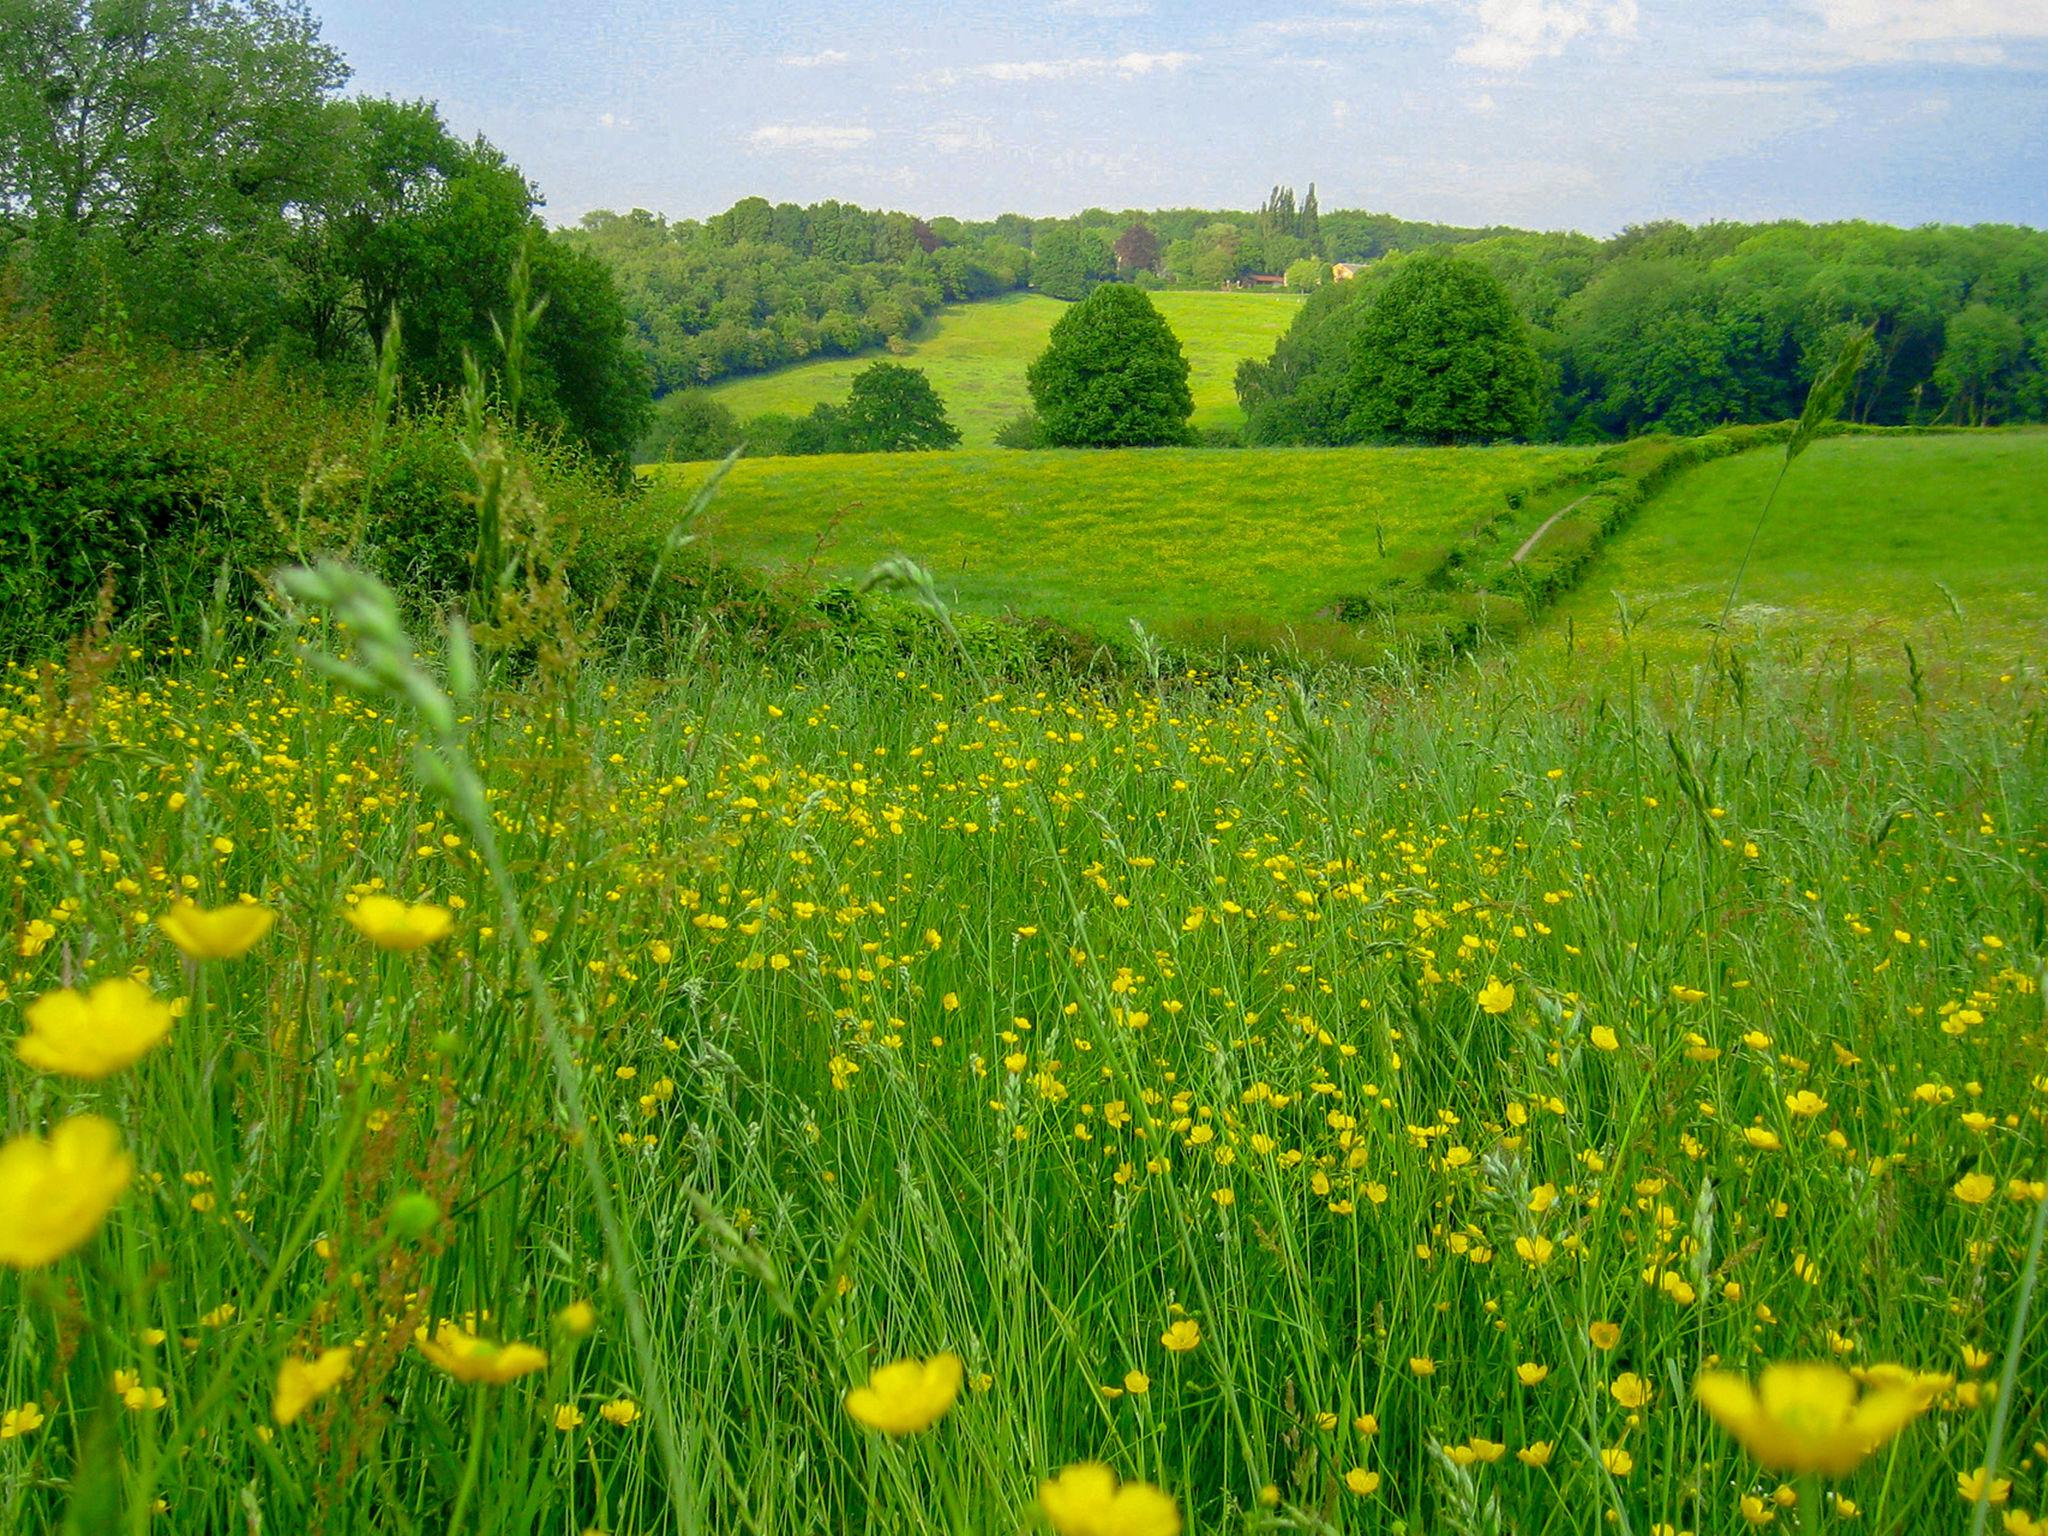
[922,50,1197,87]
[597,111,632,130]
[1804,0,2048,62]
[1051,0,1154,14]
[747,123,876,152]
[1453,0,1638,69]
[780,49,851,67]
[928,121,998,153]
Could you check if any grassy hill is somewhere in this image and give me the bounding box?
[1527,431,2048,675]
[648,443,1589,654]
[701,290,1302,447]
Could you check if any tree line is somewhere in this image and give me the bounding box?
[1,0,650,468]
[1238,220,2048,444]
[573,186,1504,395]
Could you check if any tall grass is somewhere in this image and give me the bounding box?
[1,595,2042,1532]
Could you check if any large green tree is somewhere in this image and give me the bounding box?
[839,361,959,451]
[1026,284,1194,447]
[1030,225,1109,302]
[1344,251,1546,443]
[0,0,348,348]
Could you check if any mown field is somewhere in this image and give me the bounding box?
[1530,431,2048,676]
[649,443,1589,642]
[703,290,1303,445]
[2,590,2043,1534]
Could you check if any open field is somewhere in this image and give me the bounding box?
[1529,431,2048,676]
[3,605,2043,1534]
[702,290,1304,446]
[649,443,1589,641]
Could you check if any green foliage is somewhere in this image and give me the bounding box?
[641,392,742,463]
[559,201,1030,392]
[1344,251,1545,444]
[0,307,639,656]
[839,362,960,452]
[0,16,649,469]
[0,0,348,351]
[1029,226,1111,302]
[1027,285,1196,448]
[1244,220,2048,443]
[1283,257,1328,293]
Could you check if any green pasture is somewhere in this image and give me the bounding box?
[701,290,1302,446]
[648,443,1588,643]
[1528,431,2048,676]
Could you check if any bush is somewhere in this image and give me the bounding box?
[640,392,743,463]
[994,410,1048,450]
[1026,285,1196,448]
[0,307,643,657]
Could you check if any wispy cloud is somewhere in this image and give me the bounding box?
[747,123,876,152]
[1453,0,1639,70]
[1800,0,2048,63]
[921,50,1198,88]
[779,49,852,68]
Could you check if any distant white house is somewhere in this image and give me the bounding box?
[1331,262,1362,281]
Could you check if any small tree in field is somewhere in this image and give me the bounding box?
[1026,285,1195,447]
[840,363,961,451]
[1345,251,1545,443]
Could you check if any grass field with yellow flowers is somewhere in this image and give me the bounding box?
[2,506,2045,1536]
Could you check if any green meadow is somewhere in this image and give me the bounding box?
[1530,431,2048,675]
[702,291,1304,446]
[647,442,1588,641]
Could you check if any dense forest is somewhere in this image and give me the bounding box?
[1236,220,2048,441]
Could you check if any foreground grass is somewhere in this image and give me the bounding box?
[648,443,1588,643]
[1,615,2044,1533]
[703,291,1303,446]
[1530,431,2048,677]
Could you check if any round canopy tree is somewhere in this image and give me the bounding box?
[840,362,961,451]
[1344,252,1546,443]
[1026,285,1195,447]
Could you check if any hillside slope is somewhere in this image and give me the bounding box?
[701,290,1303,447]
[1527,431,2048,674]
[649,444,1588,652]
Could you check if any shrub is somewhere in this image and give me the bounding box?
[640,392,743,463]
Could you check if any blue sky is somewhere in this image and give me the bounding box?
[317,0,2048,233]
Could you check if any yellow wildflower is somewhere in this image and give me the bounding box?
[273,1347,353,1425]
[843,1352,962,1435]
[346,895,454,952]
[1695,1362,1930,1474]
[159,901,275,961]
[16,979,173,1078]
[1039,1462,1181,1536]
[0,1116,132,1268]
[414,1323,548,1385]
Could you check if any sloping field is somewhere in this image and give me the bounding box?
[650,444,1590,643]
[1528,431,2048,674]
[702,290,1302,446]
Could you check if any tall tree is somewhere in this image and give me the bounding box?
[839,361,959,451]
[1026,283,1194,447]
[1114,222,1161,275]
[0,0,349,346]
[1345,251,1545,443]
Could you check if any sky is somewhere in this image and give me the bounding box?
[316,0,2048,234]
